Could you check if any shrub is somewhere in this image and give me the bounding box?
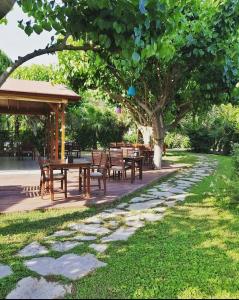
[164,132,190,149]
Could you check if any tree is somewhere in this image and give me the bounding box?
[53,0,239,167]
[0,0,15,19]
[1,0,239,167]
[11,64,56,81]
[0,50,11,76]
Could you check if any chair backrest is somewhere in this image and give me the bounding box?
[38,156,49,180]
[121,147,134,158]
[99,152,109,169]
[110,149,124,166]
[92,150,103,166]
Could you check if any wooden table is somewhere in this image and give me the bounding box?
[47,160,92,201]
[124,156,144,183]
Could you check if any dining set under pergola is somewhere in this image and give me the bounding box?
[0,78,148,203]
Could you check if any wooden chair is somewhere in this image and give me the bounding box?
[38,157,68,199]
[90,152,108,194]
[91,150,103,171]
[109,149,132,180]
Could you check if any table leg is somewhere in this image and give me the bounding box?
[83,168,87,195]
[86,166,91,199]
[131,160,135,184]
[139,158,143,180]
[50,167,54,201]
[79,167,82,192]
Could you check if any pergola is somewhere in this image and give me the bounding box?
[0,78,80,160]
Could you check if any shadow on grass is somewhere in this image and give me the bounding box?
[71,190,239,299]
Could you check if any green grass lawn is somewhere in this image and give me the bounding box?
[1,152,239,299]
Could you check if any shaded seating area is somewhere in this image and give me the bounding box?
[110,142,155,168]
[0,79,157,205]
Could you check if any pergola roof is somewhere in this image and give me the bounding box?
[0,78,80,115]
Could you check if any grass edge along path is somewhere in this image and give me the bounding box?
[0,154,232,298]
[71,154,239,299]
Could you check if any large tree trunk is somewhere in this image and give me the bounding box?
[152,113,165,169]
[138,125,153,145]
[0,0,15,19]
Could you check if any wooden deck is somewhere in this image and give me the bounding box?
[0,157,184,213]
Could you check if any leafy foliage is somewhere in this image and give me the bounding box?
[164,132,190,149]
[67,100,128,149]
[0,50,11,76]
[183,104,239,154]
[12,64,56,81]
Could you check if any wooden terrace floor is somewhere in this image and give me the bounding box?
[0,157,184,213]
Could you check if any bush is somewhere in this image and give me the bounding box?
[183,104,239,155]
[186,127,214,153]
[164,132,190,149]
[67,104,128,150]
[232,143,239,176]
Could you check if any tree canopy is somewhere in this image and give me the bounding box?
[2,0,239,167]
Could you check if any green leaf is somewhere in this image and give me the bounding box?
[33,24,43,34]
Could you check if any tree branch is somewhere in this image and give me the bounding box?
[0,40,100,87]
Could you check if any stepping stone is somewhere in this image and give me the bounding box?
[165,201,177,207]
[149,191,174,198]
[73,235,97,241]
[125,220,145,228]
[116,203,129,209]
[147,188,159,192]
[70,223,111,236]
[169,194,187,202]
[129,197,152,203]
[101,227,137,243]
[46,230,76,239]
[127,199,164,211]
[152,207,166,213]
[25,254,106,280]
[18,242,49,257]
[89,244,108,253]
[0,264,12,279]
[106,220,119,228]
[141,213,164,222]
[168,188,186,194]
[6,277,71,299]
[84,216,102,224]
[50,241,82,252]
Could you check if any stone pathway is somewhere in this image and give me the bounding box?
[4,155,217,299]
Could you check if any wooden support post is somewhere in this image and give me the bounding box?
[50,114,54,160]
[61,104,66,160]
[55,105,59,160]
[46,114,51,158]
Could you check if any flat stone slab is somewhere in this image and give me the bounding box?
[148,191,174,198]
[165,201,177,207]
[84,216,102,224]
[152,207,167,213]
[89,244,108,253]
[0,264,13,279]
[129,197,153,203]
[18,242,49,257]
[25,254,107,280]
[73,235,97,241]
[125,220,145,228]
[141,213,164,222]
[169,194,187,202]
[50,241,82,252]
[116,203,129,209]
[46,230,75,239]
[6,277,71,299]
[106,220,119,228]
[101,226,137,243]
[70,223,111,236]
[127,199,164,211]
